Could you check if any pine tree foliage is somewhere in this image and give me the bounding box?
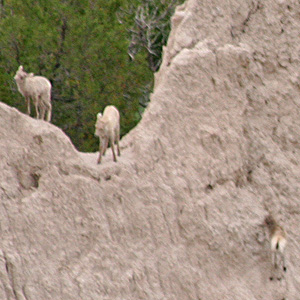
[0,0,180,151]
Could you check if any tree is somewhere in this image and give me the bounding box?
[118,0,183,72]
[118,0,183,112]
[0,0,152,152]
[0,0,180,152]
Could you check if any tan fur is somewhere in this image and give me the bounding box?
[14,65,52,122]
[265,215,287,280]
[95,105,120,164]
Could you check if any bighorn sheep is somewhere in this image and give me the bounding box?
[14,65,52,122]
[265,215,287,280]
[95,105,120,164]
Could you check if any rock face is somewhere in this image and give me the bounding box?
[1,0,300,299]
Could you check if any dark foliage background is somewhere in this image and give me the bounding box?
[0,0,182,151]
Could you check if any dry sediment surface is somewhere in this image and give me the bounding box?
[1,0,300,299]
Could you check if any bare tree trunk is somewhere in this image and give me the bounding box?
[54,16,68,72]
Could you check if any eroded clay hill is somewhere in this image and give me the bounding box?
[1,0,300,299]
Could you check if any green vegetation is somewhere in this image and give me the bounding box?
[0,0,182,152]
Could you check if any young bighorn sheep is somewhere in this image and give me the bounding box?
[14,65,52,122]
[265,215,287,280]
[94,105,121,164]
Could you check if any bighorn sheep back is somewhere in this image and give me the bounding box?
[265,215,287,280]
[95,105,120,164]
[14,65,52,122]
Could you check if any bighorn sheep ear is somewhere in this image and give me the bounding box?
[97,113,102,118]
[18,65,23,71]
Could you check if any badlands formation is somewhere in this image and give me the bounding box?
[1,0,300,299]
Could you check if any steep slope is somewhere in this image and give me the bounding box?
[1,0,300,299]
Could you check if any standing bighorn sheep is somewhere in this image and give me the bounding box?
[95,105,121,164]
[14,65,52,122]
[265,215,287,280]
